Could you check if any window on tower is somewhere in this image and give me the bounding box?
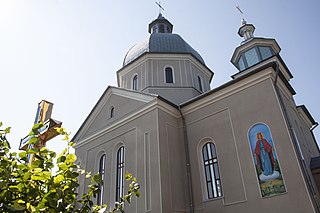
[198,76,203,92]
[237,46,274,71]
[244,47,259,67]
[116,146,125,202]
[133,75,138,91]
[259,46,273,60]
[110,106,115,118]
[202,142,222,199]
[165,67,174,83]
[159,24,165,33]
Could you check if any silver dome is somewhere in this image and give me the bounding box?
[123,14,205,67]
[123,33,205,66]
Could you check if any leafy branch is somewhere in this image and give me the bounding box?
[0,122,140,213]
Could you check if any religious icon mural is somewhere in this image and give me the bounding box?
[248,123,286,197]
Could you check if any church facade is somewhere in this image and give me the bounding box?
[73,13,320,213]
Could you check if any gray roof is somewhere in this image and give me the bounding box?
[123,33,205,66]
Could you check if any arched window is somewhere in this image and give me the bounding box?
[198,76,203,92]
[97,154,106,205]
[159,24,165,33]
[116,146,125,202]
[133,75,138,91]
[110,106,115,118]
[202,142,222,199]
[165,67,174,83]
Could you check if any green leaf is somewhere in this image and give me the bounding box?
[32,123,44,131]
[31,175,47,181]
[58,163,68,170]
[57,155,66,163]
[54,175,64,184]
[4,127,11,133]
[27,202,35,212]
[86,172,91,178]
[40,147,47,152]
[125,194,131,204]
[66,153,77,164]
[17,183,24,191]
[13,200,25,210]
[17,199,25,204]
[33,168,42,174]
[92,174,101,184]
[19,151,27,158]
[29,136,39,145]
[55,127,65,134]
[125,172,132,180]
[63,135,69,141]
[9,185,20,191]
[68,141,75,147]
[23,172,31,181]
[135,191,141,197]
[43,171,52,179]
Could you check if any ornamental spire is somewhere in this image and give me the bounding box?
[148,3,173,34]
[236,6,255,41]
[155,1,164,16]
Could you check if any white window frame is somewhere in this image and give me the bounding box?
[132,74,138,91]
[164,66,175,84]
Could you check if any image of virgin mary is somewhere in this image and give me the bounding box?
[254,132,280,181]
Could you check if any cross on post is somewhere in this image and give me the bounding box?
[19,100,62,163]
[155,1,164,15]
[236,5,244,17]
[236,5,247,25]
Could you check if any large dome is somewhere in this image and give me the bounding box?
[123,14,205,67]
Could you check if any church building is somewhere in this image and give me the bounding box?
[73,12,320,213]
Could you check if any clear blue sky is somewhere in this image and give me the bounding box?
[0,0,319,154]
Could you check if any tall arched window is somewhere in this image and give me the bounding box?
[116,146,125,202]
[97,154,106,205]
[202,142,222,199]
[133,75,138,91]
[165,67,174,83]
[198,76,203,92]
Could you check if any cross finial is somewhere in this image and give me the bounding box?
[236,5,247,25]
[155,1,164,15]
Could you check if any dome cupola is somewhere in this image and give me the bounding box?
[149,13,173,34]
[122,14,205,67]
[118,13,213,105]
[231,19,281,74]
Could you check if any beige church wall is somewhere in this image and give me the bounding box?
[182,74,316,212]
[75,108,165,213]
[185,108,247,209]
[189,63,210,92]
[84,94,149,139]
[274,84,320,201]
[153,59,181,86]
[277,85,319,164]
[120,56,211,94]
[146,87,200,105]
[121,63,145,90]
[75,143,89,201]
[181,60,193,87]
[156,108,189,212]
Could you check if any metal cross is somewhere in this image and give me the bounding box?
[156,1,164,14]
[236,5,244,18]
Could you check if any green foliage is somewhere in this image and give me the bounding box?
[0,122,140,212]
